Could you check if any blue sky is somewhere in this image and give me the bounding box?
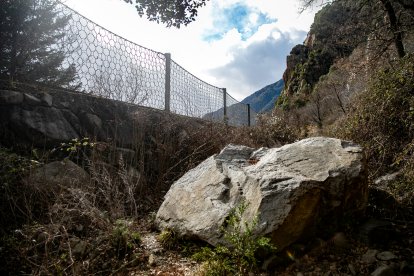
[64,0,321,100]
[203,3,275,41]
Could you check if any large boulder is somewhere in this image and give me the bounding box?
[156,137,367,249]
[9,106,80,143]
[30,158,90,188]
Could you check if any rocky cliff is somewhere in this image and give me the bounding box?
[277,0,371,108]
[277,0,414,110]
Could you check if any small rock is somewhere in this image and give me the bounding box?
[359,219,395,246]
[41,93,53,106]
[37,231,49,243]
[374,172,400,187]
[72,240,88,257]
[371,265,395,276]
[362,249,379,264]
[348,264,356,275]
[332,232,348,250]
[377,251,397,261]
[0,90,24,104]
[75,224,84,232]
[148,253,156,266]
[24,93,41,105]
[261,255,277,271]
[400,261,414,274]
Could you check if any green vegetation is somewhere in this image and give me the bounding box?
[58,137,96,167]
[333,54,414,182]
[0,142,148,275]
[158,228,182,249]
[193,202,276,276]
[0,147,41,230]
[122,0,209,28]
[112,219,142,258]
[0,0,77,87]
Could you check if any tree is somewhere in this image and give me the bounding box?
[302,0,414,58]
[122,0,209,28]
[0,0,77,87]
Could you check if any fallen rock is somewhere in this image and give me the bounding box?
[361,249,379,264]
[0,90,24,104]
[371,265,396,276]
[24,93,42,105]
[374,172,401,188]
[30,158,90,187]
[156,137,367,249]
[348,263,356,275]
[376,251,397,261]
[359,219,395,246]
[71,240,88,257]
[400,261,414,274]
[41,93,53,106]
[148,253,157,266]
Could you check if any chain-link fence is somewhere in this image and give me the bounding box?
[1,1,254,126]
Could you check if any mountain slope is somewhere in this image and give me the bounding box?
[241,79,284,113]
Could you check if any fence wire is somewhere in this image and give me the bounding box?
[227,93,256,126]
[2,1,253,126]
[57,3,166,109]
[170,61,224,119]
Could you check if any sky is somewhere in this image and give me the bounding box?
[63,0,321,101]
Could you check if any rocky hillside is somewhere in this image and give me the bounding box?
[276,0,414,109]
[241,79,284,113]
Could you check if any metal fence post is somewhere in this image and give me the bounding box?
[164,53,171,112]
[223,88,227,125]
[247,104,251,127]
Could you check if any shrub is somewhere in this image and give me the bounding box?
[251,110,301,148]
[331,54,414,180]
[158,228,182,250]
[111,219,141,259]
[0,147,42,230]
[193,202,276,276]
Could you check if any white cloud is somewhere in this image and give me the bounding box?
[63,0,321,100]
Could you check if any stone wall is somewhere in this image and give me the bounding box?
[0,88,204,150]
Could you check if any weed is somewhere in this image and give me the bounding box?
[112,219,141,258]
[158,228,182,250]
[193,202,276,276]
[58,137,95,166]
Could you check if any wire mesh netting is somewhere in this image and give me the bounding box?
[170,60,224,119]
[57,3,166,109]
[1,1,253,126]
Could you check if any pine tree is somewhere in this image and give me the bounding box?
[0,0,77,88]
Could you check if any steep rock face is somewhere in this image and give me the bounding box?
[282,45,310,97]
[277,0,371,108]
[156,137,368,250]
[283,45,309,85]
